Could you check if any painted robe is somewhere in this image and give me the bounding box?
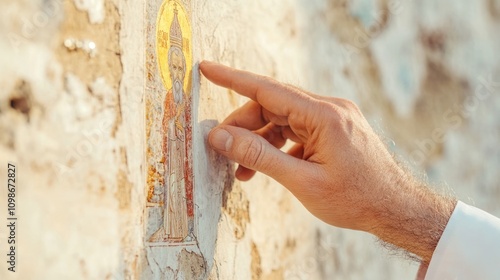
[161,88,188,240]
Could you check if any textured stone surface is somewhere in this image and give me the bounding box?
[0,0,499,279]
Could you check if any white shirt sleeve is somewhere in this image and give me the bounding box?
[425,201,500,280]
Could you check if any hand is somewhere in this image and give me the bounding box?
[200,61,456,262]
[175,120,184,136]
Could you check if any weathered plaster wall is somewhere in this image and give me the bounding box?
[0,0,499,279]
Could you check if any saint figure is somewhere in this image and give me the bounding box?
[150,5,190,242]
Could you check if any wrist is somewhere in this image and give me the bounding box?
[369,172,457,262]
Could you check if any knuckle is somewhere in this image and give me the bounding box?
[316,101,342,122]
[315,100,360,133]
[340,98,356,108]
[338,98,362,114]
[238,137,265,169]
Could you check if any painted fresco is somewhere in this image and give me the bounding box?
[145,0,195,246]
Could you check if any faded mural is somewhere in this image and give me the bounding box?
[145,0,195,246]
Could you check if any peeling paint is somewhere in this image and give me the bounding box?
[251,242,262,280]
[177,249,205,280]
[222,182,250,240]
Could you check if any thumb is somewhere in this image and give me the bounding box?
[208,125,308,186]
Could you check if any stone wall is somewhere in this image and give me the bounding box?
[0,0,499,279]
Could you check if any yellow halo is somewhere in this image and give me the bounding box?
[156,0,193,96]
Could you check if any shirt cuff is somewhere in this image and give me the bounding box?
[425,201,500,280]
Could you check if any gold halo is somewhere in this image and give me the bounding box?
[156,0,193,95]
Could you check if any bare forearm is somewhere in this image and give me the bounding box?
[370,172,457,262]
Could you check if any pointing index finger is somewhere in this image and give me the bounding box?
[199,61,312,118]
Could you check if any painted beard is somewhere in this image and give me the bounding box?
[173,79,183,104]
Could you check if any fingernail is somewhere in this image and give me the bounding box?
[210,128,233,152]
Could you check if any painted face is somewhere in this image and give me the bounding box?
[170,50,185,85]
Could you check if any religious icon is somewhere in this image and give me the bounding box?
[145,0,195,246]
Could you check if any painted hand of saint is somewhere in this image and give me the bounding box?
[175,119,184,137]
[200,61,456,263]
